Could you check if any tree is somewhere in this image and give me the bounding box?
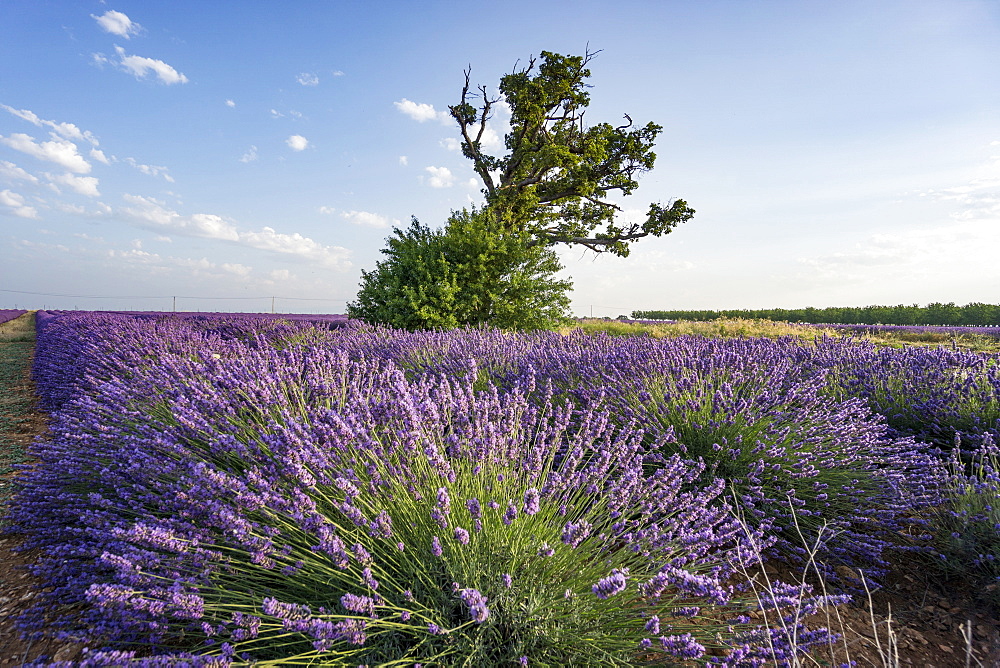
[450,49,695,257]
[347,208,572,330]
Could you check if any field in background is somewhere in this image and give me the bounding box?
[573,317,1000,353]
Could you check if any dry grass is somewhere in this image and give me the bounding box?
[0,312,36,344]
[570,318,1000,353]
[564,318,840,341]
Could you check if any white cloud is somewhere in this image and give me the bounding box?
[398,155,408,166]
[286,135,309,151]
[0,189,39,218]
[225,99,236,108]
[239,145,258,163]
[424,165,454,188]
[440,137,461,151]
[120,194,240,241]
[90,148,111,164]
[0,160,39,184]
[124,157,174,182]
[331,70,345,77]
[0,133,91,173]
[479,125,502,150]
[110,46,188,85]
[118,194,351,269]
[47,172,101,197]
[190,213,242,240]
[239,226,350,268]
[799,176,1000,287]
[296,72,319,86]
[394,98,450,124]
[270,109,284,118]
[338,209,398,229]
[1,105,100,145]
[928,177,1000,220]
[269,269,293,281]
[221,263,252,277]
[59,203,89,215]
[92,10,142,38]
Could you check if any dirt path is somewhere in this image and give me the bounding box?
[0,313,85,665]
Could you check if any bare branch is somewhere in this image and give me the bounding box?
[452,66,497,196]
[615,114,633,132]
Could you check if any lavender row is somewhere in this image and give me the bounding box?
[0,309,27,326]
[32,311,348,412]
[810,337,1000,449]
[7,312,856,665]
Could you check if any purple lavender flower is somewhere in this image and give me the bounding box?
[560,520,593,547]
[465,497,481,520]
[592,568,629,599]
[459,588,490,623]
[523,487,540,515]
[335,618,368,645]
[340,593,376,617]
[658,633,705,659]
[361,567,379,591]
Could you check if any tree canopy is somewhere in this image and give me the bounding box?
[450,49,695,257]
[630,303,1000,327]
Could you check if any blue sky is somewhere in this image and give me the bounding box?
[2,1,999,316]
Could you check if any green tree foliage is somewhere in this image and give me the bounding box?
[348,209,572,330]
[451,49,694,257]
[631,303,1000,327]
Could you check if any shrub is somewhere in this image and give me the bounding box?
[929,434,1000,610]
[348,209,572,331]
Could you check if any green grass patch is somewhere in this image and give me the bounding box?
[0,312,37,508]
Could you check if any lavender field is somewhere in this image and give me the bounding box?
[5,311,1000,665]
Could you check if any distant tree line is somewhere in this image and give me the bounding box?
[630,303,1000,327]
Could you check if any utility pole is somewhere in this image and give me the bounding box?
[173,296,176,312]
[271,296,275,313]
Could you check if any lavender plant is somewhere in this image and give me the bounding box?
[815,338,1000,451]
[7,315,847,665]
[928,434,1000,609]
[603,336,941,577]
[442,331,942,580]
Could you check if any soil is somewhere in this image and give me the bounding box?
[0,312,997,666]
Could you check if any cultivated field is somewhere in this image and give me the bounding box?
[1,311,999,665]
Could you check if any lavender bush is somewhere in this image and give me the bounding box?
[929,434,1000,609]
[814,338,1000,450]
[7,313,847,665]
[350,329,941,579]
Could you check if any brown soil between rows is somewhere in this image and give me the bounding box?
[0,312,997,666]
